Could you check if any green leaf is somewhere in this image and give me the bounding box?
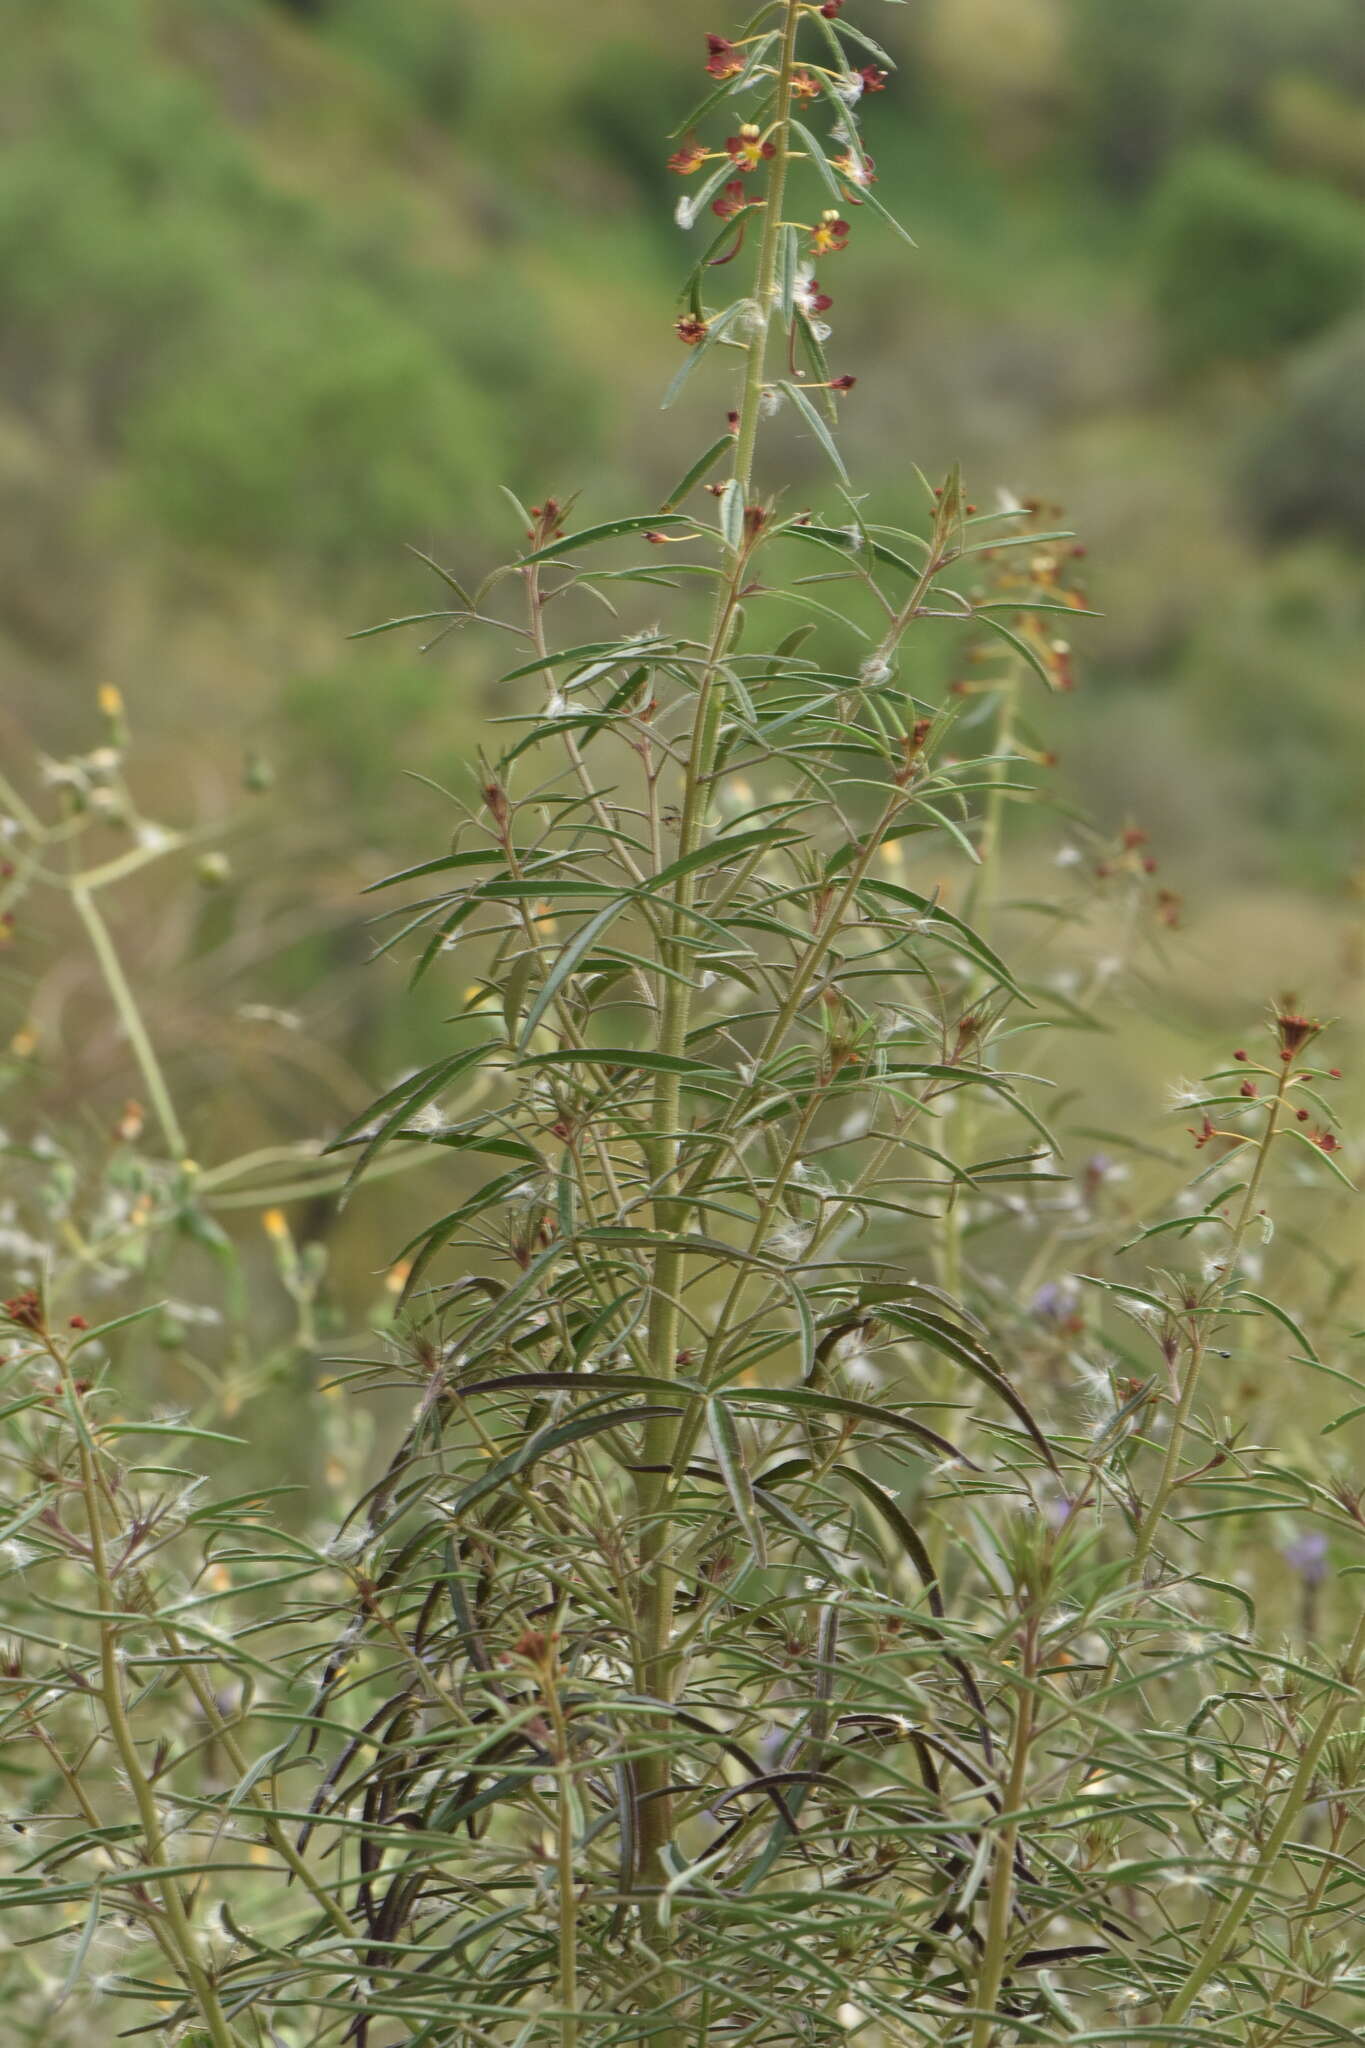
[707,1397,768,1568]
[777,223,799,323]
[970,609,1062,692]
[404,543,473,609]
[720,1387,973,1469]
[451,1404,681,1516]
[779,380,850,485]
[720,478,744,552]
[362,847,503,894]
[522,1048,724,1079]
[853,876,1031,1003]
[778,521,922,583]
[661,435,734,512]
[331,1043,494,1196]
[1234,1290,1321,1365]
[517,899,627,1051]
[519,515,693,567]
[876,1304,1059,1471]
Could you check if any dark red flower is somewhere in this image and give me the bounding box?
[675,314,709,346]
[811,211,851,255]
[791,70,820,100]
[860,65,889,92]
[705,34,744,79]
[830,374,857,392]
[713,179,751,221]
[833,150,877,194]
[726,124,775,172]
[668,141,708,175]
[1309,1127,1342,1154]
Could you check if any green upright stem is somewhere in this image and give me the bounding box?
[969,1624,1037,2048]
[941,665,1018,1312]
[634,0,804,1965]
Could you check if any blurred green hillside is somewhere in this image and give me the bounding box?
[3,0,1362,1120]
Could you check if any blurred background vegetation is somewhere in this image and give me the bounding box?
[2,0,1361,1315]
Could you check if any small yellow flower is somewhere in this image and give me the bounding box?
[262,1207,289,1242]
[385,1259,412,1295]
[98,684,124,718]
[9,1028,37,1058]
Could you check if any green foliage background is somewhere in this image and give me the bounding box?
[3,0,1362,1230]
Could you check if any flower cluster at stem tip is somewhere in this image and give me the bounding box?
[669,11,891,399]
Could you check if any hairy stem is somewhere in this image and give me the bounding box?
[969,1623,1038,2048]
[635,0,805,1879]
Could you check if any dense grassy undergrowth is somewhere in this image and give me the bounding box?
[1,4,1362,2046]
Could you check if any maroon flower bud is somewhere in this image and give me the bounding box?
[860,65,889,92]
[830,374,857,392]
[3,1292,44,1332]
[675,313,709,346]
[1275,1009,1321,1059]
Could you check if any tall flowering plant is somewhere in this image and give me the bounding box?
[1,6,1359,2047]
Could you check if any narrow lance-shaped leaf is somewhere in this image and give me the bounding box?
[779,380,850,486]
[707,1396,768,1568]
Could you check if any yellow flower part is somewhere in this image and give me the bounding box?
[98,683,124,718]
[262,1207,290,1241]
